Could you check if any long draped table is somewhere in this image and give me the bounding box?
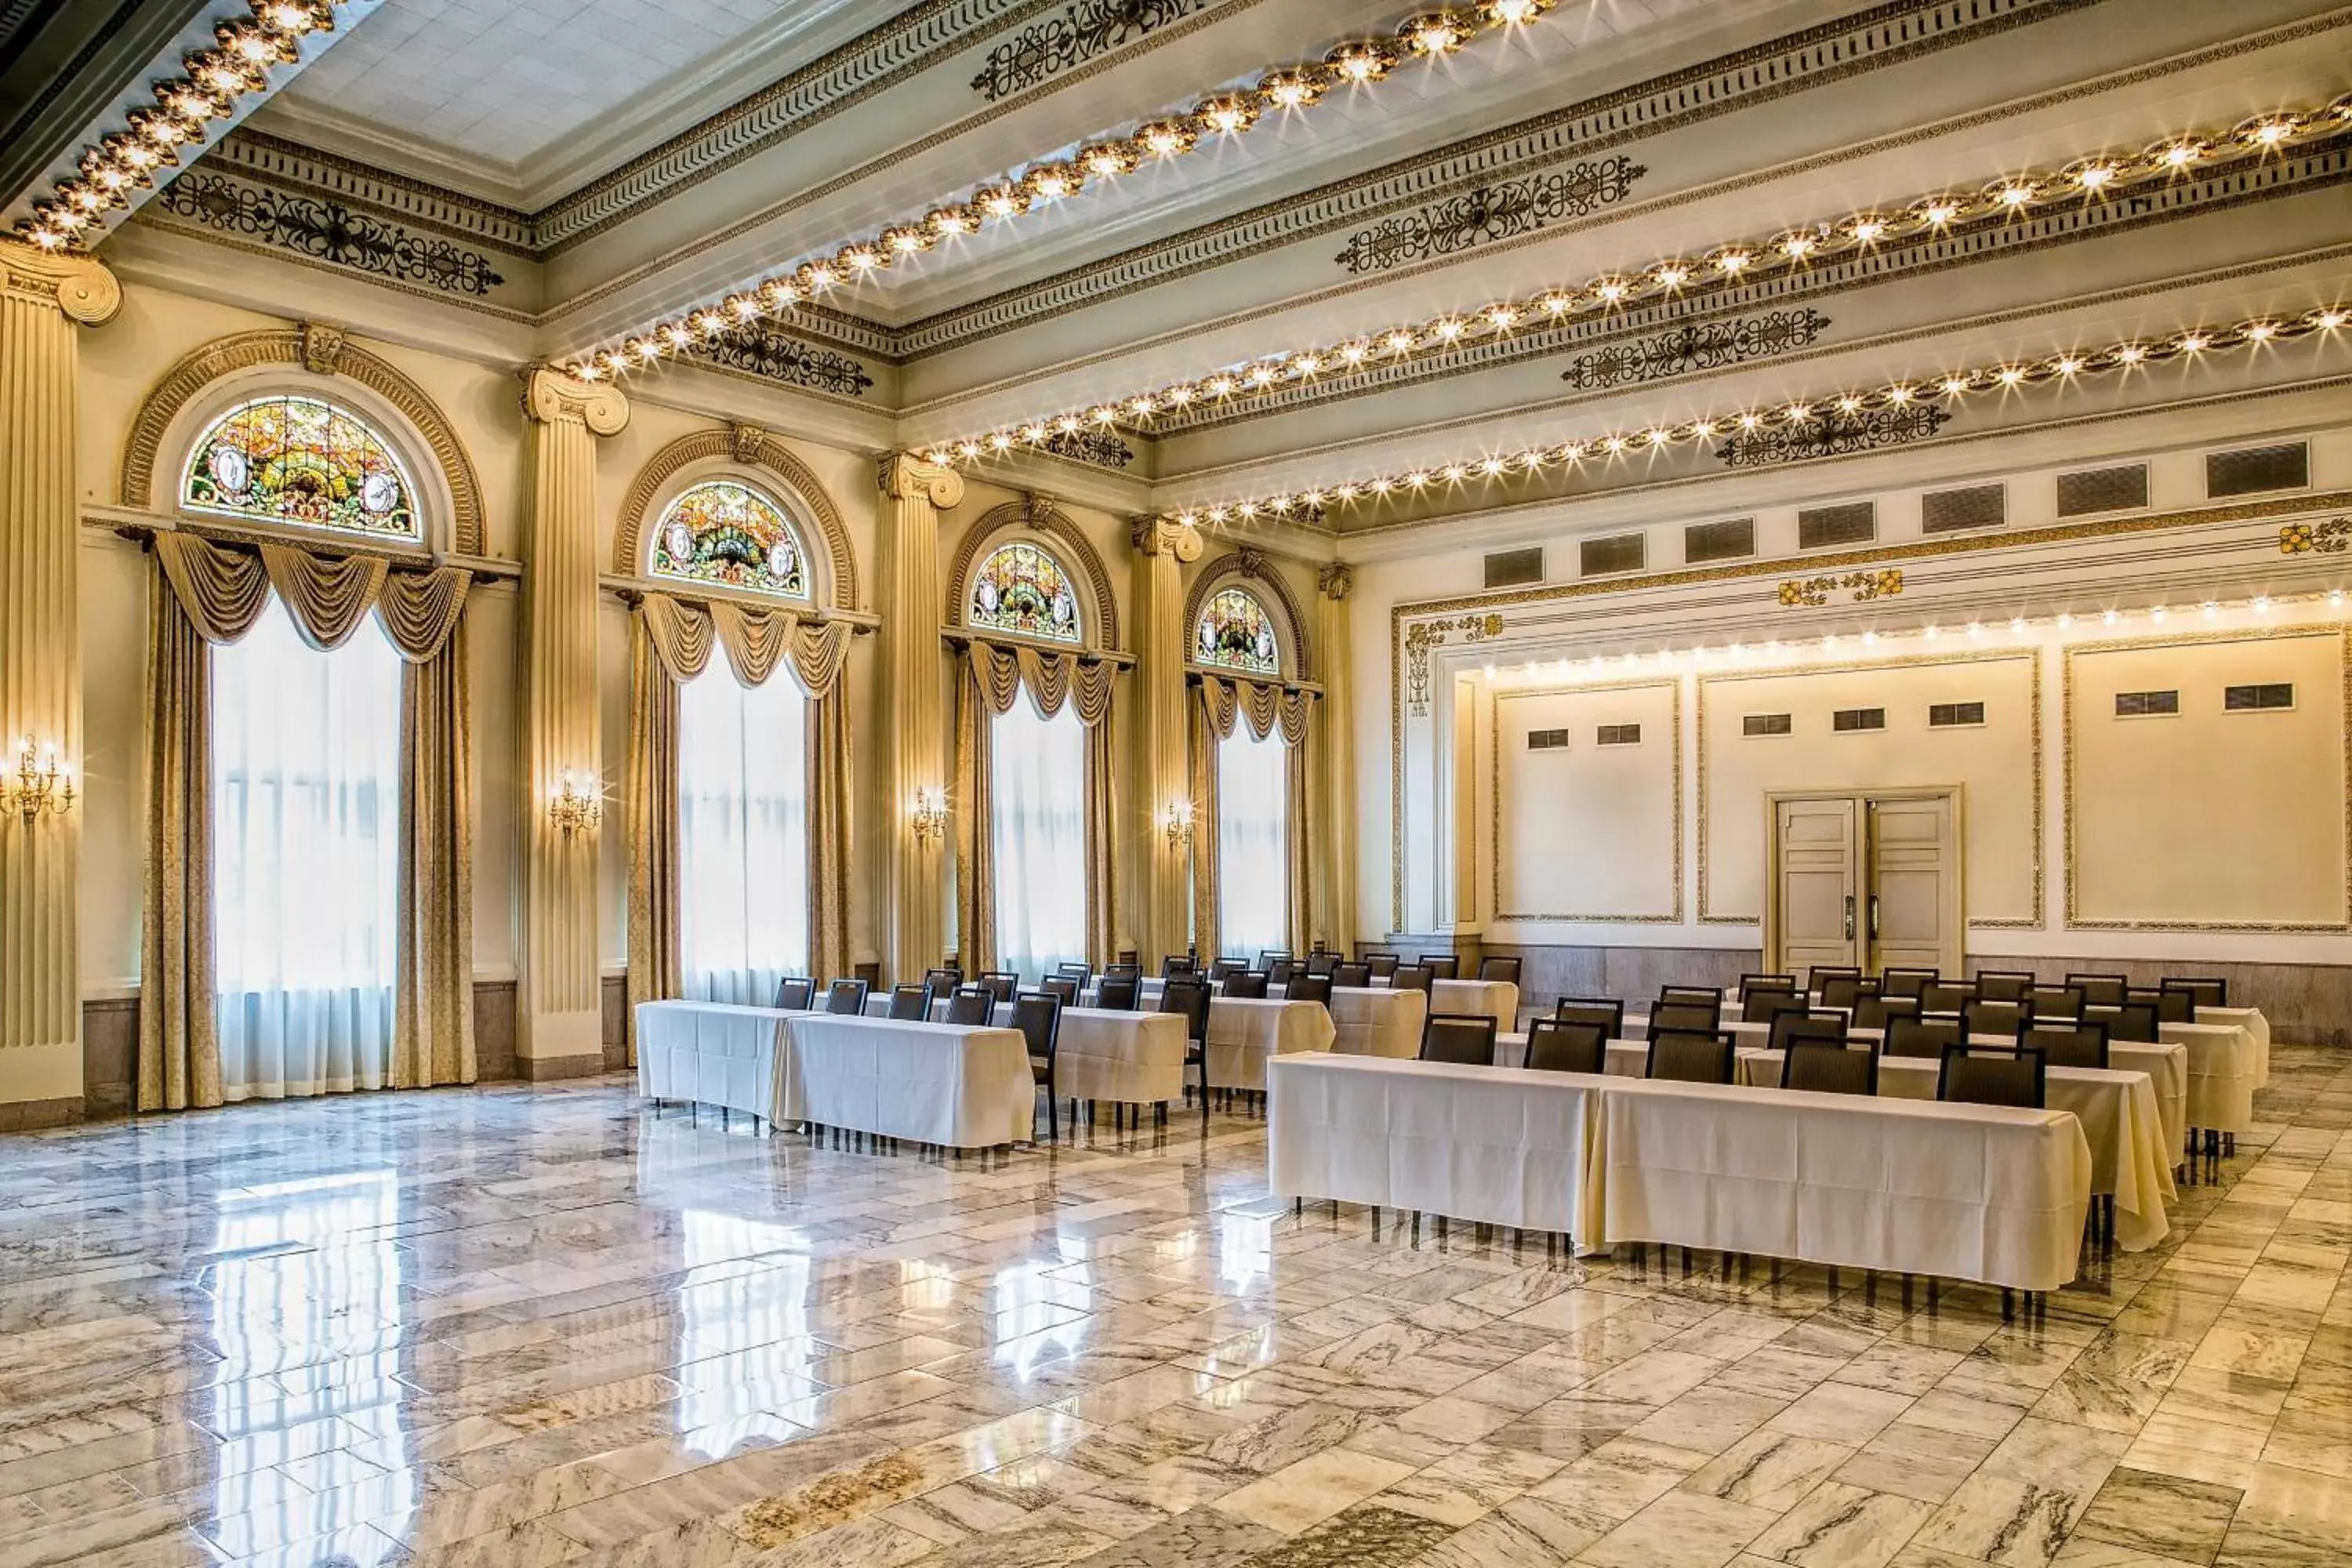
[636,1001,786,1122]
[1050,1007,1188,1105]
[1205,996,1336,1090]
[1328,986,1427,1058]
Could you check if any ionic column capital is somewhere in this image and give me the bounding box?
[1318,561,1356,601]
[520,365,629,435]
[878,451,964,508]
[0,239,119,326]
[1130,514,1202,561]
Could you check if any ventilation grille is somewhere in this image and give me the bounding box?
[1922,483,2006,534]
[1832,707,1886,732]
[2056,463,2148,517]
[2224,683,2294,711]
[1928,701,1986,728]
[2114,690,2179,717]
[1483,546,1545,588]
[1683,517,1756,564]
[1595,724,1642,746]
[1797,502,1876,550]
[1526,728,1572,750]
[2206,442,2309,498]
[1742,713,1793,737]
[1580,532,1646,576]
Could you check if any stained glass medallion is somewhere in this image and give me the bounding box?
[651,481,808,596]
[1196,586,1279,674]
[181,394,417,537]
[967,541,1081,643]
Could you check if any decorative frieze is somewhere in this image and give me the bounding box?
[1716,405,1948,468]
[1778,569,1904,608]
[692,326,874,397]
[969,0,1209,101]
[154,173,507,296]
[1042,426,1138,468]
[2280,518,2352,554]
[1404,614,1504,715]
[1560,310,1828,390]
[1334,156,1646,274]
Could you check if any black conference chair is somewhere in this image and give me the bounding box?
[1741,988,1801,1024]
[1161,978,1213,1129]
[1284,973,1333,1007]
[1418,1013,1497,1066]
[1103,960,1142,985]
[1886,1016,1963,1060]
[1221,971,1270,1000]
[1043,975,1080,1007]
[923,966,963,996]
[1055,961,1093,989]
[1768,1008,1849,1054]
[1363,951,1401,980]
[1479,955,1523,985]
[1255,949,1290,973]
[1555,998,1625,1040]
[1013,992,1062,1143]
[2131,985,2194,1024]
[1738,971,1797,1000]
[1852,994,1918,1032]
[1647,1002,1720,1038]
[1937,1044,2046,1109]
[945,985,996,1025]
[886,983,931,1021]
[1207,958,1247,983]
[1096,976,1140,1011]
[1160,954,1196,980]
[1658,985,1722,1010]
[1524,1018,1607,1074]
[2023,1018,2110,1071]
[2165,976,2227,1010]
[1920,981,1974,1015]
[1305,949,1342,977]
[1388,964,1435,995]
[1332,962,1371,989]
[2104,1000,2159,1044]
[1819,974,1875,1011]
[2029,985,2085,1021]
[979,971,1020,1004]
[1975,971,2034,1003]
[823,978,869,1015]
[1266,959,1296,988]
[1783,1040,1878,1096]
[2064,972,2129,1008]
[1962,998,2029,1039]
[773,975,816,1011]
[1419,954,1461,980]
[1807,964,1862,993]
[1646,1031,1736,1084]
[1879,967,1938,1000]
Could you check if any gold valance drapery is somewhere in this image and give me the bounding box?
[150,532,473,660]
[634,590,855,699]
[1194,671,1313,746]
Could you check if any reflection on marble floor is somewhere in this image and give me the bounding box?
[1,1048,2347,1568]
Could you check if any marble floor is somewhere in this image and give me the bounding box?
[1,1051,2347,1568]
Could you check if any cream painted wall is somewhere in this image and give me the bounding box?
[1490,681,1679,923]
[77,533,147,994]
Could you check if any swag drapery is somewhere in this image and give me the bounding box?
[952,641,1116,974]
[1189,673,1316,960]
[626,592,856,1057]
[140,531,475,1111]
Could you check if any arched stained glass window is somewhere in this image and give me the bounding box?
[1196,585,1279,675]
[182,394,418,539]
[967,540,1081,644]
[652,480,808,597]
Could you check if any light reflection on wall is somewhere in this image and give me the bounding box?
[675,1210,813,1457]
[208,1170,414,1564]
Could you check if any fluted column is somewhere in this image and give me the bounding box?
[517,366,626,1074]
[877,452,962,982]
[1130,515,1198,965]
[1315,563,1358,954]
[0,241,118,1116]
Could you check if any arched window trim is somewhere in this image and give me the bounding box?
[1181,549,1312,684]
[964,536,1086,648]
[1193,583,1283,678]
[647,477,815,602]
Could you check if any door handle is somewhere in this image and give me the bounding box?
[1844,895,1855,941]
[1868,895,1881,938]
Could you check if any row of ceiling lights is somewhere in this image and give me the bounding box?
[1147,309,2345,528]
[563,1,1559,382]
[915,96,2352,473]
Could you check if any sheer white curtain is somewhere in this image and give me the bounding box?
[991,696,1087,982]
[1218,726,1289,960]
[212,599,403,1100]
[680,648,809,1002]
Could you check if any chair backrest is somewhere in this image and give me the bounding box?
[1160,978,1211,1044]
[1331,962,1372,989]
[1851,994,1918,1032]
[1524,1018,1608,1073]
[1819,974,1876,1011]
[1055,962,1092,988]
[1305,949,1341,976]
[1878,966,1938,1000]
[1266,958,1296,987]
[1647,1001,1720,1037]
[2132,985,2194,1023]
[923,967,963,994]
[1207,958,1247,982]
[1096,977,1140,1011]
[2164,975,2226,1009]
[1742,990,1800,1024]
[1255,949,1290,971]
[1388,964,1434,994]
[2104,1000,2159,1043]
[1886,1016,1963,1059]
[1418,1012,1497,1065]
[1782,1040,1878,1096]
[1974,971,2034,1002]
[2023,1018,2108,1070]
[1363,951,1401,978]
[1806,964,1862,992]
[1479,955,1523,984]
[824,978,869,1015]
[1938,1044,2046,1109]
[2029,985,2085,1021]
[945,985,995,1026]
[1221,971,1269,1000]
[1161,954,1196,979]
[1920,981,1974,1014]
[1962,998,2028,1038]
[1658,985,1722,1008]
[980,971,1019,1002]
[1012,992,1060,1062]
[1647,1031,1735,1083]
[887,983,931,1021]
[773,976,816,1011]
[1419,953,1461,980]
[1284,973,1333,1007]
[2063,971,2129,1007]
[1555,998,1624,1039]
[1769,1008,1849,1054]
[1043,975,1080,1007]
[1737,971,1797,1000]
[1105,961,1142,983]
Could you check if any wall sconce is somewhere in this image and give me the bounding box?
[2,736,74,826]
[547,772,602,837]
[1160,799,1193,851]
[909,785,948,846]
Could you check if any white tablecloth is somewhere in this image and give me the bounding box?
[2201,1007,2270,1085]
[780,1013,1034,1148]
[1050,1007,1187,1104]
[1832,1029,2190,1167]
[1328,985,1427,1058]
[1737,1049,2172,1250]
[635,1001,788,1120]
[2161,1021,2260,1134]
[1205,996,1334,1090]
[1595,1078,2092,1291]
[1494,1033,1650,1076]
[1268,1054,1604,1237]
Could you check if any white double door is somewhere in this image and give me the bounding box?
[1767,788,1963,978]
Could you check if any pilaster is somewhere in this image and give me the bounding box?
[877,452,962,981]
[0,240,118,1115]
[1315,562,1358,954]
[517,365,626,1072]
[1131,514,1200,965]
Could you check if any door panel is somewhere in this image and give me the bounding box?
[1867,794,1961,977]
[1774,798,1857,975]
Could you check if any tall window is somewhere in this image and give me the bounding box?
[212,599,402,1100]
[652,479,809,597]
[183,394,418,539]
[1218,724,1288,959]
[680,649,809,1000]
[968,540,1081,643]
[1196,585,1280,676]
[992,696,1087,980]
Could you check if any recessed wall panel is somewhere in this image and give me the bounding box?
[1494,681,1679,921]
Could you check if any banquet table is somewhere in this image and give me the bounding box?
[781,1012,1035,1149]
[1049,1007,1188,1105]
[2200,1007,2270,1085]
[1370,976,1521,1026]
[1328,985,1427,1058]
[635,1001,788,1123]
[1203,996,1335,1091]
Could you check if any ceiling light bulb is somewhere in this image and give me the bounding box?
[1996,365,2025,385]
[2249,119,2292,146]
[1998,183,2034,206]
[1237,502,1258,518]
[1715,249,1752,274]
[1737,412,1762,429]
[1848,217,1886,243]
[1246,363,1278,384]
[977,186,1026,218]
[1055,415,1081,433]
[956,440,982,459]
[1778,232,1817,258]
[2329,590,2345,608]
[1965,622,1983,637]
[1836,395,1861,413]
[1922,201,1958,225]
[2054,356,2082,375]
[1653,264,1688,289]
[1483,455,1509,473]
[2056,612,2073,628]
[1127,395,1156,415]
[1886,384,1914,404]
[2102,608,2118,625]
[1441,463,1466,481]
[1292,354,1322,374]
[1166,384,1195,405]
[2075,165,2116,190]
[1021,424,1045,442]
[1405,13,1468,54]
[2009,616,2027,633]
[2161,142,2201,166]
[2116,343,2145,362]
[1338,341,1368,363]
[2244,321,2277,341]
[1940,376,1969,395]
[1205,376,1236,396]
[2254,595,2272,612]
[2151,605,2168,622]
[1090,405,1116,423]
[1432,318,1465,340]
[2179,332,2209,351]
[1541,292,1573,314]
[1595,280,1627,303]
[2201,601,2218,618]
[987,431,1012,450]
[1484,304,1519,328]
[1644,428,1668,445]
[1602,435,1626,453]
[1404,470,1430,488]
[2314,310,2346,330]
[1690,419,1716,437]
